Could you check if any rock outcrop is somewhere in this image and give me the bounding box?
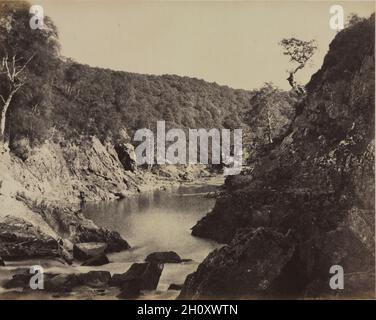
[73,242,108,260]
[182,16,375,299]
[0,134,135,262]
[110,262,164,292]
[115,142,137,172]
[0,215,60,260]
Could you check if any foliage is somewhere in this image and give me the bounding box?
[279,38,317,88]
[0,0,60,145]
[0,1,297,161]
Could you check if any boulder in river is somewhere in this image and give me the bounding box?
[117,279,141,299]
[78,271,112,288]
[110,262,163,291]
[4,272,58,289]
[73,242,107,260]
[3,273,33,289]
[5,270,112,292]
[145,251,182,264]
[81,254,110,266]
[44,273,81,292]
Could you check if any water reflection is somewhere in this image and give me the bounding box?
[82,179,221,263]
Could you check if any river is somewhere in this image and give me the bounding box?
[82,177,223,299]
[0,177,223,299]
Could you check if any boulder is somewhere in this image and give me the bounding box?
[117,279,141,299]
[5,270,112,292]
[72,226,130,253]
[0,216,60,260]
[179,228,295,299]
[44,273,81,292]
[78,271,111,288]
[145,251,182,264]
[73,242,107,260]
[4,272,57,289]
[109,262,163,291]
[3,273,32,289]
[168,283,183,291]
[27,201,131,254]
[81,254,110,266]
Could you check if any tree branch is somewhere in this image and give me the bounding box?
[14,54,35,78]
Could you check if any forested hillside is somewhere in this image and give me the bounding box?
[1,2,251,146]
[0,1,297,164]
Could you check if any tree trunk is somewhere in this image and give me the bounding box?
[0,93,14,142]
[287,72,297,89]
[266,108,273,143]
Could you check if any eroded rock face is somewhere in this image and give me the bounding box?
[0,216,60,260]
[5,136,140,203]
[183,16,375,299]
[1,134,135,262]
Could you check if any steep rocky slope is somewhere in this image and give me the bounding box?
[180,16,375,299]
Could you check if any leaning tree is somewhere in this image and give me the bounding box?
[279,38,317,90]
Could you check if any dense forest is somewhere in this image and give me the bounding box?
[0,1,297,163]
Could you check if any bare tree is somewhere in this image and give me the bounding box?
[0,52,33,142]
[279,38,317,90]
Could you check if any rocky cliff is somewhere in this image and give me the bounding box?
[0,130,213,261]
[180,15,375,299]
[0,137,136,261]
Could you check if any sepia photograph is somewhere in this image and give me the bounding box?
[0,0,375,307]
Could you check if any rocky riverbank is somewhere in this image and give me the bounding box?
[0,131,213,272]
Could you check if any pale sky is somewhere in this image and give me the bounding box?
[32,0,374,90]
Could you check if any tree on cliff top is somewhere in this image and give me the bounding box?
[279,38,317,90]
